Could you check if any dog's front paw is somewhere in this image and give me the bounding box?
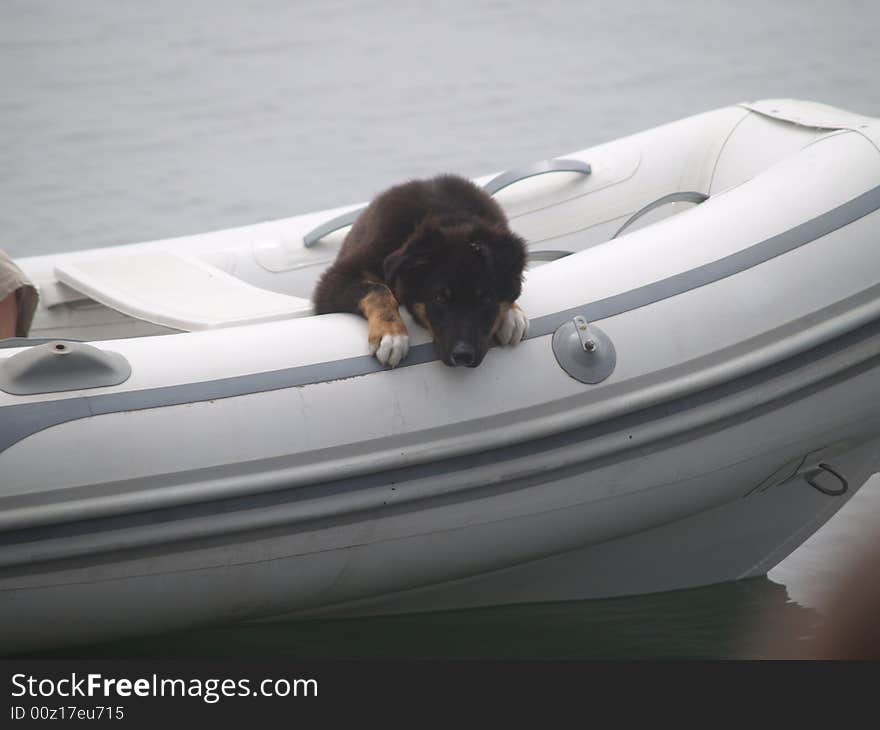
[370,331,410,367]
[495,304,529,346]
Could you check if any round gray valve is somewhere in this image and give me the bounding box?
[552,315,616,384]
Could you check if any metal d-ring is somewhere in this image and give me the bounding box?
[805,462,848,497]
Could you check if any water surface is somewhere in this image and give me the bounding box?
[3,0,879,658]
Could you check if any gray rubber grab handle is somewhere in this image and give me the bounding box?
[612,191,709,239]
[303,158,592,248]
[303,207,366,248]
[528,249,573,262]
[481,158,591,195]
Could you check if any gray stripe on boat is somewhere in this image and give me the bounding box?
[1,183,880,455]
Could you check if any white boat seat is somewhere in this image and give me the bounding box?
[54,250,313,331]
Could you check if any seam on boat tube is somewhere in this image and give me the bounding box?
[707,107,752,193]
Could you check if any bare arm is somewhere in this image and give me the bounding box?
[0,292,18,339]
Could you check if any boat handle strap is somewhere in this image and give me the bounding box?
[528,249,573,262]
[303,207,366,248]
[303,158,591,248]
[612,191,709,239]
[481,157,592,196]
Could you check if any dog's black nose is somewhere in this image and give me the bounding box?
[450,342,476,367]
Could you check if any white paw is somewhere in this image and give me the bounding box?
[370,333,410,367]
[495,306,529,346]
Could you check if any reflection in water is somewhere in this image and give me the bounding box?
[26,577,820,660]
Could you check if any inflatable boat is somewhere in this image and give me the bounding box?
[2,99,880,653]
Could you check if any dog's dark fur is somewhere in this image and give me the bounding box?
[313,174,528,368]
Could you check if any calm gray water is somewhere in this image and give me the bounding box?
[3,0,879,658]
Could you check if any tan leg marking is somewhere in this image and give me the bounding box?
[360,287,406,343]
[359,286,409,366]
[411,302,435,337]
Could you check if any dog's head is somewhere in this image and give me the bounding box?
[383,216,526,367]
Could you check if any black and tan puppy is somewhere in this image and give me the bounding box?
[313,174,529,368]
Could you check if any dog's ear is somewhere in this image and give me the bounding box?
[382,247,424,285]
[487,230,527,302]
[381,247,406,284]
[382,217,440,285]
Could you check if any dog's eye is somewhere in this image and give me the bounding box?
[433,290,449,305]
